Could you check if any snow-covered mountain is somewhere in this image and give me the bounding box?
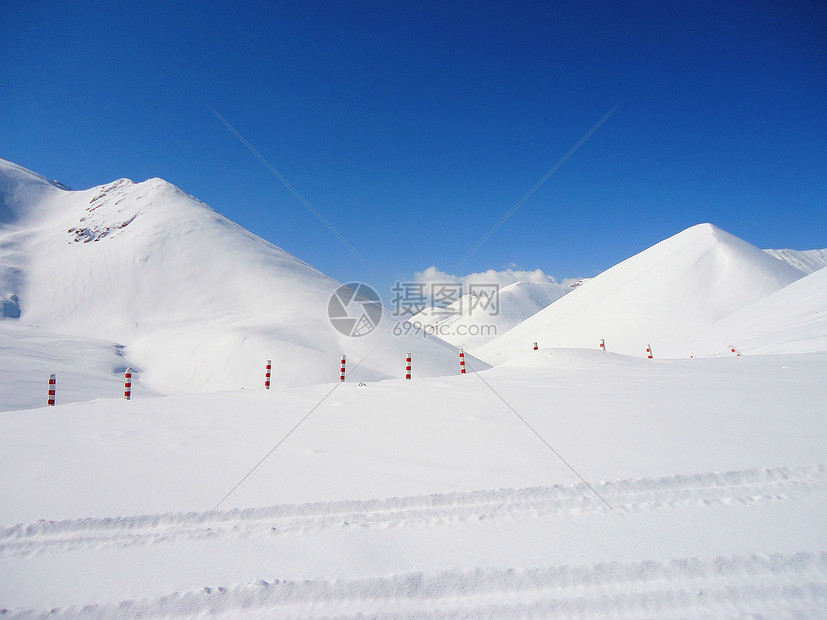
[408,280,568,349]
[764,248,827,274]
[475,223,806,362]
[0,158,482,404]
[682,264,827,356]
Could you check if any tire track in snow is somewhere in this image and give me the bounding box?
[6,551,827,618]
[1,464,824,558]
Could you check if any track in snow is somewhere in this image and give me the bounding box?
[2,464,824,558]
[7,552,827,618]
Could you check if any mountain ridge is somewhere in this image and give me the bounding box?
[764,248,827,274]
[0,158,481,401]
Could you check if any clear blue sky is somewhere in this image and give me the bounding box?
[2,0,825,294]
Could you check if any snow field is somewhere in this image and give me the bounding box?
[1,352,826,615]
[0,323,157,411]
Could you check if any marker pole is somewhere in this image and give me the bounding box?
[124,368,132,400]
[48,374,56,406]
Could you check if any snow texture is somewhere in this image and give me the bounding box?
[765,247,827,274]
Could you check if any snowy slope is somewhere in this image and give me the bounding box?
[0,158,64,223]
[682,264,827,356]
[0,323,158,410]
[765,247,827,274]
[0,158,482,403]
[0,160,66,319]
[1,351,825,616]
[475,224,805,362]
[408,280,568,349]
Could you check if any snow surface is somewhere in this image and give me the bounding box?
[1,158,825,617]
[681,263,827,356]
[765,247,827,274]
[0,159,63,224]
[0,322,157,411]
[475,224,806,363]
[1,351,825,617]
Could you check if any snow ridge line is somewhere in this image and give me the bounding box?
[6,551,826,619]
[1,464,824,542]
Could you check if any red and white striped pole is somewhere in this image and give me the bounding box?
[729,346,742,357]
[405,353,411,380]
[458,348,466,374]
[48,374,56,407]
[599,339,606,351]
[124,368,132,400]
[533,342,538,351]
[265,360,271,389]
[340,355,346,382]
[646,344,653,359]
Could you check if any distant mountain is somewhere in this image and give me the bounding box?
[764,248,827,274]
[0,157,483,403]
[475,224,805,362]
[409,281,568,350]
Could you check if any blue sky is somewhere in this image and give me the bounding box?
[2,1,825,295]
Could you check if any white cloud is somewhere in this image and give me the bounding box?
[412,266,559,290]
